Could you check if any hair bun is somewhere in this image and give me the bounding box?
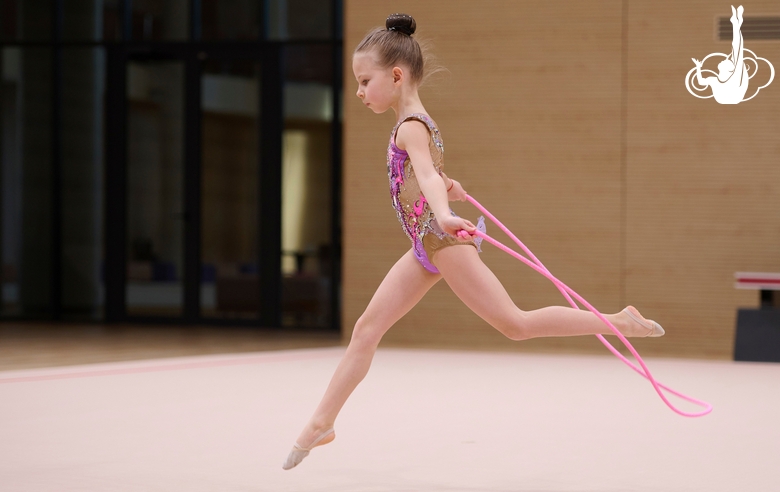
[386,13,416,36]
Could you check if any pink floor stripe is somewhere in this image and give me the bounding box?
[0,348,344,385]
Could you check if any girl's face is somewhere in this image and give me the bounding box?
[352,52,398,114]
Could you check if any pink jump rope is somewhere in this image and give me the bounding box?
[457,195,712,418]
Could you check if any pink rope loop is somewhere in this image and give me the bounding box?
[464,194,712,418]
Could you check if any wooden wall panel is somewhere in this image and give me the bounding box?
[625,0,780,358]
[343,1,780,359]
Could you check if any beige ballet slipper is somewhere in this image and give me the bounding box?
[282,428,335,470]
[623,306,665,338]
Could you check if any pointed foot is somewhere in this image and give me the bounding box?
[281,428,335,470]
[623,306,665,338]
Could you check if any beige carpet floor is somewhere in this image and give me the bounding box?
[0,347,777,491]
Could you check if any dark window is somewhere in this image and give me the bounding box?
[1,47,54,317]
[0,0,342,328]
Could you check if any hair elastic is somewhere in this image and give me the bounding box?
[388,26,410,35]
[460,194,713,418]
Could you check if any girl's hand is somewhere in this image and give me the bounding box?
[438,215,476,240]
[447,179,469,202]
[692,58,702,67]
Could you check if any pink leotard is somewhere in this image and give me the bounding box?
[387,114,479,273]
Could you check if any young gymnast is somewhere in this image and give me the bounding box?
[282,13,664,470]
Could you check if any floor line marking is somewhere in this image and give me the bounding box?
[0,348,345,385]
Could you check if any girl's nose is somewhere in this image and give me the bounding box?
[356,88,363,99]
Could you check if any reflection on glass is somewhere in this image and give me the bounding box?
[285,44,333,85]
[281,123,332,328]
[61,48,105,319]
[202,0,260,40]
[63,0,122,41]
[267,0,332,40]
[281,44,333,328]
[0,0,52,42]
[200,60,260,319]
[1,48,53,317]
[126,60,184,316]
[131,0,188,41]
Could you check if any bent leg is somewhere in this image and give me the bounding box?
[294,249,441,447]
[433,245,652,340]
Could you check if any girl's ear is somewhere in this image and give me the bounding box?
[392,66,404,84]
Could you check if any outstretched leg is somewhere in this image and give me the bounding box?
[289,249,441,459]
[434,245,660,340]
[730,6,744,65]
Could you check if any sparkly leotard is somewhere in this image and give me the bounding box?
[387,114,480,273]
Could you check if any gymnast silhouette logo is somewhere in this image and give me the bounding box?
[685,5,774,104]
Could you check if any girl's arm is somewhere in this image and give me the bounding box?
[396,121,475,237]
[440,172,468,202]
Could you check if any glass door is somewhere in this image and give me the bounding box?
[124,58,186,317]
[199,58,261,320]
[104,44,338,328]
[105,47,272,324]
